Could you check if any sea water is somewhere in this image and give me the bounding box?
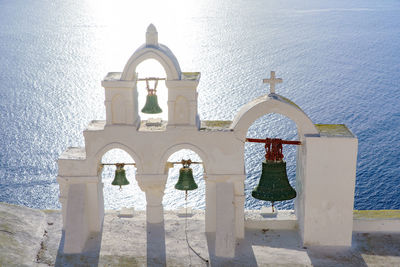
[0,0,399,210]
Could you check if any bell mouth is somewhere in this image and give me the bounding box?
[265,159,284,163]
[174,184,198,191]
[251,189,296,202]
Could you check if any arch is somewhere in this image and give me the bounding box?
[158,143,210,174]
[162,147,206,210]
[244,113,299,210]
[232,94,319,141]
[121,44,181,81]
[95,142,144,174]
[100,147,146,210]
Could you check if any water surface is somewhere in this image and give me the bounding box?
[0,0,399,210]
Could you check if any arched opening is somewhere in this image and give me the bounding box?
[245,113,298,211]
[136,59,168,121]
[162,149,206,210]
[100,148,145,210]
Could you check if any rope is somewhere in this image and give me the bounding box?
[185,191,209,264]
[186,192,192,267]
[143,78,158,96]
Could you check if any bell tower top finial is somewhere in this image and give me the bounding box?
[146,24,158,46]
[263,71,282,94]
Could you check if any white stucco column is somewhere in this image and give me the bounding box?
[145,188,164,223]
[63,183,90,254]
[165,77,199,128]
[232,177,245,239]
[102,77,139,126]
[86,180,104,232]
[59,176,102,254]
[205,179,216,233]
[299,129,358,247]
[137,174,167,224]
[234,195,245,239]
[104,100,112,125]
[215,178,236,258]
[57,177,69,230]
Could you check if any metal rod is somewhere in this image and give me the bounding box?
[101,163,136,166]
[137,77,166,81]
[246,138,301,145]
[168,161,203,165]
[102,162,203,166]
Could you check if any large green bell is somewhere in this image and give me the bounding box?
[175,160,198,191]
[252,160,296,201]
[112,164,130,189]
[141,94,162,114]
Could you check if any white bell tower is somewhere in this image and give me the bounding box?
[57,25,358,259]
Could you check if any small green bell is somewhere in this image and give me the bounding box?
[141,78,162,114]
[141,94,162,114]
[112,164,130,189]
[175,160,198,191]
[252,160,296,202]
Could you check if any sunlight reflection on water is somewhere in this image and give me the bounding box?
[1,0,399,210]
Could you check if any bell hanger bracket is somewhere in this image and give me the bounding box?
[137,77,166,81]
[167,160,203,167]
[101,163,136,166]
[137,77,166,95]
[246,138,301,161]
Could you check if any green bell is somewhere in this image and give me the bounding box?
[112,164,130,189]
[252,160,296,202]
[141,94,162,114]
[175,160,198,191]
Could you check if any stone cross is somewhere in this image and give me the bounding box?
[263,71,282,94]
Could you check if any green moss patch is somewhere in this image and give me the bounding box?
[315,124,354,137]
[200,120,232,130]
[354,210,400,219]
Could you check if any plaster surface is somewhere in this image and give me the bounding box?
[245,210,297,230]
[2,203,400,267]
[57,24,359,256]
[353,210,400,233]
